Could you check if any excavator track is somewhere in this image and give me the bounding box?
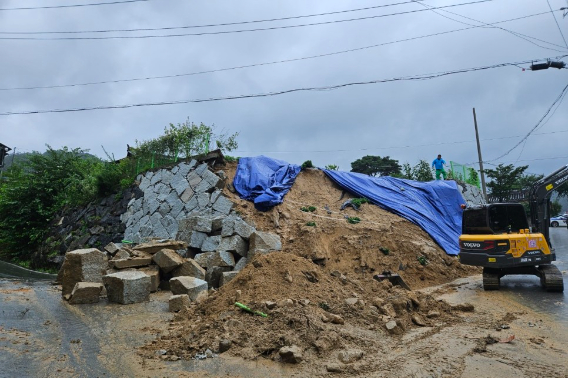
[538,264,564,292]
[482,268,500,291]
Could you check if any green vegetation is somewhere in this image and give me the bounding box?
[350,198,369,207]
[0,146,104,260]
[0,119,239,264]
[350,155,401,177]
[301,160,314,170]
[379,246,390,255]
[398,160,433,181]
[306,221,316,227]
[324,164,339,171]
[300,206,317,212]
[347,216,361,224]
[485,164,529,202]
[417,256,428,266]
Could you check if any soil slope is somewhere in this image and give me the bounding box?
[141,164,481,372]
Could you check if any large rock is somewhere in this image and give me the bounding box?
[172,259,206,280]
[221,215,255,240]
[194,251,235,269]
[152,249,184,273]
[132,240,188,254]
[103,271,151,304]
[201,235,221,252]
[249,231,282,255]
[111,256,152,269]
[169,294,190,312]
[169,277,208,301]
[68,282,103,305]
[61,248,107,296]
[205,266,232,289]
[138,265,160,292]
[218,235,248,257]
[233,257,248,272]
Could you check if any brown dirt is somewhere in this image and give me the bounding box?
[140,163,482,372]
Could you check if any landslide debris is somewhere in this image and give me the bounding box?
[141,164,478,368]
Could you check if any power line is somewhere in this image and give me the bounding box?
[0,11,553,92]
[0,55,564,116]
[0,0,494,40]
[0,0,150,11]
[233,129,568,154]
[0,1,418,34]
[546,0,568,50]
[412,0,567,53]
[487,82,568,162]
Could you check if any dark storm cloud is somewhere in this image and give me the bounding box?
[1,0,567,176]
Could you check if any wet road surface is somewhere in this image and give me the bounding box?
[497,228,567,323]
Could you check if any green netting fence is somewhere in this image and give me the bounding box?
[449,161,480,188]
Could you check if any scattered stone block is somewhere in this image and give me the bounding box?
[205,266,232,289]
[220,271,239,287]
[249,231,282,255]
[113,249,130,260]
[103,271,151,304]
[68,282,103,304]
[152,249,184,273]
[61,248,108,296]
[194,251,235,269]
[133,240,188,255]
[172,259,206,280]
[218,235,248,257]
[169,294,191,312]
[104,242,120,256]
[138,265,160,292]
[169,277,208,302]
[112,256,152,269]
[279,345,303,364]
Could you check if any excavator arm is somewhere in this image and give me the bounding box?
[528,164,568,246]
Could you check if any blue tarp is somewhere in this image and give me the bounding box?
[233,156,301,211]
[323,170,465,255]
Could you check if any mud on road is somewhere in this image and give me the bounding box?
[1,275,566,378]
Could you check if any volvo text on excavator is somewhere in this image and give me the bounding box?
[458,164,568,292]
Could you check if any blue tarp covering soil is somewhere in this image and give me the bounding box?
[323,170,465,255]
[233,156,301,211]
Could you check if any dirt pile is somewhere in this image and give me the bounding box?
[141,164,479,370]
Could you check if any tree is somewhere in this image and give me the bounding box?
[133,119,238,160]
[0,147,102,260]
[350,155,401,177]
[485,164,528,202]
[516,173,544,191]
[412,160,434,181]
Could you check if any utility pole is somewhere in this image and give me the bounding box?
[472,108,487,201]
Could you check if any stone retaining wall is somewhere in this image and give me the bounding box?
[122,160,234,242]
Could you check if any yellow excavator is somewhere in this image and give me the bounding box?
[459,165,567,292]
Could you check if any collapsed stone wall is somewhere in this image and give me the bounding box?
[122,160,234,242]
[457,182,486,206]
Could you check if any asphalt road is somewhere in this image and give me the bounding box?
[497,227,568,323]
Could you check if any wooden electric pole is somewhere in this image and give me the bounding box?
[473,108,487,201]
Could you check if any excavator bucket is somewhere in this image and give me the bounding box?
[373,271,411,290]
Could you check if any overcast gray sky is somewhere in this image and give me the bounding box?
[1,0,567,177]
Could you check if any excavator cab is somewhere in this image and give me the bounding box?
[459,164,568,292]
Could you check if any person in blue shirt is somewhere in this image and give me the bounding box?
[432,154,447,180]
